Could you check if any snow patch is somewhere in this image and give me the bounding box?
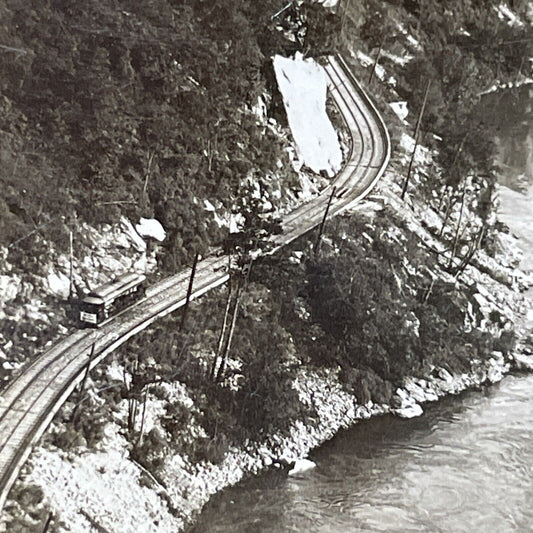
[203,199,216,212]
[288,458,316,476]
[46,270,70,298]
[313,0,339,7]
[120,217,147,252]
[496,3,524,26]
[26,427,183,533]
[135,218,166,242]
[273,53,342,177]
[355,50,396,87]
[0,274,19,302]
[381,50,412,66]
[389,101,409,121]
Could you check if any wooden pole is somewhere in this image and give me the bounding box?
[137,387,148,447]
[143,152,154,195]
[69,230,74,301]
[42,513,53,533]
[369,34,386,85]
[448,176,468,268]
[314,186,337,255]
[211,258,233,380]
[180,252,199,331]
[401,80,431,200]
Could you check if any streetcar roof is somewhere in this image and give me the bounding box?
[89,272,146,301]
[80,295,105,306]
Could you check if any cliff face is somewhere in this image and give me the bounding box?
[2,1,533,532]
[0,0,339,385]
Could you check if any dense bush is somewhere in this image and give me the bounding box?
[252,212,506,404]
[0,0,299,270]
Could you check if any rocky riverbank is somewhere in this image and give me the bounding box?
[2,1,533,532]
[2,152,532,532]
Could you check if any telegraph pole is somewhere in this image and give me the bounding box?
[401,80,431,200]
[180,252,199,331]
[369,35,386,85]
[69,230,74,301]
[314,186,336,255]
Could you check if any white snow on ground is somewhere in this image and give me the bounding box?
[313,0,339,7]
[27,426,183,533]
[273,53,342,177]
[496,3,524,26]
[381,50,412,66]
[399,132,431,166]
[356,50,385,80]
[120,217,147,252]
[394,22,422,51]
[479,76,533,96]
[46,270,70,298]
[497,184,533,271]
[389,101,409,121]
[355,50,397,87]
[135,218,166,242]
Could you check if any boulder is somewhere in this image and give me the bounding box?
[135,218,166,242]
[0,274,20,302]
[47,271,70,298]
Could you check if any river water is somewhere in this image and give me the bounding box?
[491,86,533,274]
[192,88,533,533]
[194,377,533,533]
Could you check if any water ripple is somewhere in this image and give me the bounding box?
[194,375,533,533]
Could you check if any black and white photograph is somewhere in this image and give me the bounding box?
[0,1,532,531]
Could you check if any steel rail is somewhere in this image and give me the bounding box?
[0,54,391,513]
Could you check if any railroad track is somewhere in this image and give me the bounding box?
[0,54,390,513]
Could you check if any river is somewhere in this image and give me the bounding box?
[191,88,533,533]
[491,86,533,274]
[193,376,533,532]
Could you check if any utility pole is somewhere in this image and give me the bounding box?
[69,230,74,302]
[180,252,199,331]
[42,513,53,533]
[401,80,431,200]
[369,34,386,85]
[314,186,336,255]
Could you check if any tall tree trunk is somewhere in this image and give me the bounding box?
[314,186,336,255]
[180,251,199,331]
[126,353,140,433]
[216,279,244,382]
[137,387,148,447]
[210,262,233,380]
[448,176,468,268]
[42,513,53,533]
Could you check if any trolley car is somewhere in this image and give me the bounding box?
[78,272,146,327]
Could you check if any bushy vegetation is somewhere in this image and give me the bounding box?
[2,0,530,273]
[347,0,533,246]
[256,212,506,403]
[54,206,513,478]
[0,0,309,270]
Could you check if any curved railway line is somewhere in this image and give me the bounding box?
[0,54,390,513]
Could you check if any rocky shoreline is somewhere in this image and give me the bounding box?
[2,2,533,530]
[173,348,532,531]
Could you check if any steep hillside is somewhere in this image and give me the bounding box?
[1,1,533,532]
